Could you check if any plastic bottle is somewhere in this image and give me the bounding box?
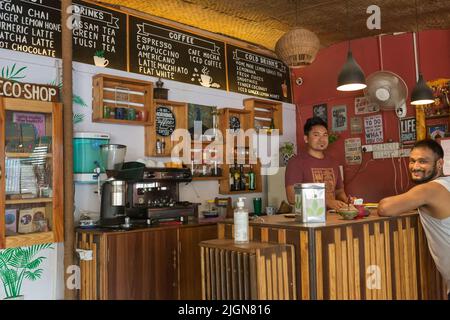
[234,197,249,243]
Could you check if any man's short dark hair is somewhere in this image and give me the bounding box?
[304,117,328,135]
[412,139,444,159]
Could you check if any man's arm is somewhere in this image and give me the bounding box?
[378,183,435,216]
[335,188,349,203]
[286,185,295,205]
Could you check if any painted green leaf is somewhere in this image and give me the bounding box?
[1,63,27,80]
[316,207,325,216]
[311,199,318,210]
[73,113,85,124]
[73,94,87,107]
[306,207,313,216]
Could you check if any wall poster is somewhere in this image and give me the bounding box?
[345,138,362,165]
[399,117,416,145]
[331,105,347,132]
[313,103,328,124]
[364,114,383,144]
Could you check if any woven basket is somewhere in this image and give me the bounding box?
[275,28,320,68]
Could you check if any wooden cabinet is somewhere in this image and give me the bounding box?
[92,74,153,126]
[106,229,178,300]
[77,223,217,300]
[0,98,63,249]
[218,108,262,194]
[145,99,187,157]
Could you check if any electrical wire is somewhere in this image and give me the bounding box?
[391,153,398,195]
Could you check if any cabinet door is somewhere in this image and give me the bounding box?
[106,228,178,300]
[106,232,148,300]
[178,224,218,299]
[144,228,179,300]
[0,98,63,249]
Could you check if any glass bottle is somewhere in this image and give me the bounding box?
[248,165,256,190]
[233,162,241,191]
[239,164,246,190]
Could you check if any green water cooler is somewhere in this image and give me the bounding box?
[73,132,110,183]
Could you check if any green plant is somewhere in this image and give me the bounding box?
[0,243,53,298]
[94,50,105,58]
[280,142,295,157]
[328,132,339,144]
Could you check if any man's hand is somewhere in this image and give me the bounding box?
[327,199,349,210]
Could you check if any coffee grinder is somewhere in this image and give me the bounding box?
[98,144,127,226]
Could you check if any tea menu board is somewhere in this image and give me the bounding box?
[129,15,227,90]
[71,0,127,70]
[226,44,292,102]
[0,0,126,70]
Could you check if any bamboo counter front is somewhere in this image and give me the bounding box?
[217,211,447,300]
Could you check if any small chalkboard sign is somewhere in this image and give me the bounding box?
[156,106,176,136]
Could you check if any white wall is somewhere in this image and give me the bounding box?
[0,47,296,299]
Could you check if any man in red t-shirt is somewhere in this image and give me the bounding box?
[285,117,350,210]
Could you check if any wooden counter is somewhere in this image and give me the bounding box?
[218,211,447,300]
[76,221,218,300]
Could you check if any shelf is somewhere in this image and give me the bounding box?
[219,189,260,195]
[425,114,449,120]
[6,198,53,205]
[192,176,223,181]
[5,231,54,248]
[92,74,153,126]
[6,152,52,158]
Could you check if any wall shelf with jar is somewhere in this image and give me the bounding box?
[243,98,283,134]
[92,74,154,125]
[217,108,262,194]
[145,99,187,157]
[0,98,64,249]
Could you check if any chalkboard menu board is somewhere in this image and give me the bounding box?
[71,1,127,70]
[0,0,61,58]
[226,44,292,103]
[129,15,226,90]
[156,106,176,137]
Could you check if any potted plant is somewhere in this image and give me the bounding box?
[0,243,53,300]
[280,142,296,165]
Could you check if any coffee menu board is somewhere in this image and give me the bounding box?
[0,0,61,58]
[71,0,127,70]
[129,15,226,90]
[226,44,292,102]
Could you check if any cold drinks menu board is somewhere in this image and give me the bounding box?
[0,0,291,102]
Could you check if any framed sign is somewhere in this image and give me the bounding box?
[400,117,416,145]
[350,117,363,135]
[229,116,241,133]
[331,105,347,132]
[188,104,217,141]
[345,138,362,165]
[364,114,383,144]
[355,96,379,115]
[155,106,176,137]
[313,103,328,124]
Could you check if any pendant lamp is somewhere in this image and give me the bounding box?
[275,0,320,68]
[410,0,434,105]
[336,1,366,92]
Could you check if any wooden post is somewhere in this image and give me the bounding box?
[415,105,426,140]
[61,0,76,300]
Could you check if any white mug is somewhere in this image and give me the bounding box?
[266,206,276,215]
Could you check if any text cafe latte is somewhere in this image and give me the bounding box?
[0,78,58,102]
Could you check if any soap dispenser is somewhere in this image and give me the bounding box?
[234,197,249,243]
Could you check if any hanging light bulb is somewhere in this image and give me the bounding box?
[410,0,434,105]
[336,1,366,92]
[337,49,367,91]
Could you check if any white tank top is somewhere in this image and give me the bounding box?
[418,176,450,294]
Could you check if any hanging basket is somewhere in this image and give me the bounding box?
[275,28,320,68]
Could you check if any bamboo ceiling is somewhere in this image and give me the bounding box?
[95,0,450,52]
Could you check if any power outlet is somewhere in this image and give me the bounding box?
[362,144,373,152]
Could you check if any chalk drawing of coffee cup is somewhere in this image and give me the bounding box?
[94,56,109,67]
[200,74,212,87]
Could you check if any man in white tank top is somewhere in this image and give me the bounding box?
[378,139,450,300]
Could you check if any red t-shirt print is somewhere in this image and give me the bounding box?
[311,168,336,198]
[285,152,343,198]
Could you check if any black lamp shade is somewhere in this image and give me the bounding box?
[411,74,434,105]
[337,50,367,91]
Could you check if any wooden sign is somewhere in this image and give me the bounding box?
[226,44,292,103]
[155,106,176,136]
[129,15,227,89]
[0,77,59,102]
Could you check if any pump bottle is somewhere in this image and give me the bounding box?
[234,197,249,243]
